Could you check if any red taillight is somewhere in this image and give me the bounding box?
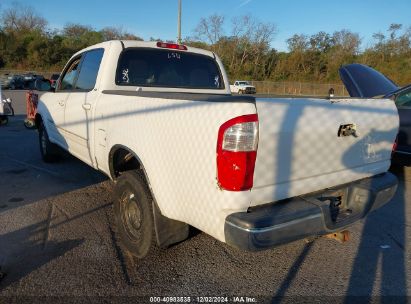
[392,135,398,155]
[156,41,187,50]
[217,114,258,191]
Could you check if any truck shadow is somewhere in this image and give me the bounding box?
[271,241,314,301]
[271,160,405,302]
[0,197,112,290]
[267,98,403,301]
[0,219,84,290]
[0,114,107,213]
[344,165,407,302]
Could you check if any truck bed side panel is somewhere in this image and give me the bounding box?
[95,94,257,242]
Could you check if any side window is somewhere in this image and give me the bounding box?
[59,58,81,91]
[396,90,411,107]
[75,49,104,91]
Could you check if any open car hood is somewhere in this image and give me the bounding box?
[339,64,399,98]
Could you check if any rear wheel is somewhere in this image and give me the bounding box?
[38,121,59,162]
[113,171,157,259]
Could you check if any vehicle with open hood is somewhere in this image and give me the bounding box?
[340,63,411,156]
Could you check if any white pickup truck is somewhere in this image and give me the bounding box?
[230,80,256,94]
[35,40,399,259]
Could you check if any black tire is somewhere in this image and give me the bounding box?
[113,171,157,259]
[38,121,59,162]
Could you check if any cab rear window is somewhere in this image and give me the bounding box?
[115,48,224,89]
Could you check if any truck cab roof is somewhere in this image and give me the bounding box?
[73,40,216,59]
[66,40,231,95]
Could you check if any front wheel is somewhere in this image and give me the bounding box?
[113,171,157,259]
[38,121,59,162]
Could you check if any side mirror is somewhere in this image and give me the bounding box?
[34,79,52,92]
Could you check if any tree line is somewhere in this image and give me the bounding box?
[190,15,411,85]
[0,4,143,72]
[0,4,410,85]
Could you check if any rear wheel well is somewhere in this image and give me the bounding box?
[109,146,142,179]
[109,145,189,248]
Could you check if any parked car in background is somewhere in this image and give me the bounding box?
[230,80,256,94]
[22,72,36,83]
[49,73,60,88]
[22,73,45,89]
[339,63,411,157]
[385,85,411,157]
[0,74,25,90]
[0,73,9,88]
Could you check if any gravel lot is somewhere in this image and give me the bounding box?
[0,90,410,303]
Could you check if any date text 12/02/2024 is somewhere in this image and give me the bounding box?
[149,296,257,303]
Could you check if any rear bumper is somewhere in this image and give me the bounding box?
[224,172,398,251]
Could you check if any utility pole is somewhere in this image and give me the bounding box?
[177,0,182,44]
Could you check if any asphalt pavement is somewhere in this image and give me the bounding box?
[0,90,410,303]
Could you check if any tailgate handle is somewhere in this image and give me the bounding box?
[338,124,358,137]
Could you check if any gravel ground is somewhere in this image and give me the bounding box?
[0,90,410,303]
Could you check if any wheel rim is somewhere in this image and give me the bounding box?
[121,191,144,240]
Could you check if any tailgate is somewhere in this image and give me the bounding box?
[251,97,398,206]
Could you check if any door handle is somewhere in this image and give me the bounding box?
[58,100,65,106]
[82,103,91,110]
